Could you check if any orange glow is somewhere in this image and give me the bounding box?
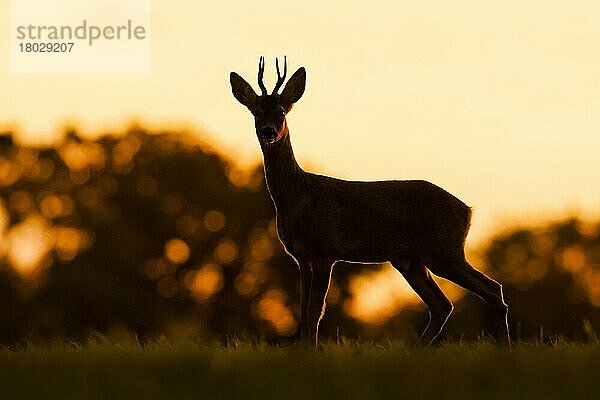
[4,215,53,277]
[60,141,106,172]
[0,201,9,244]
[185,263,224,301]
[214,239,238,265]
[234,262,267,297]
[254,289,296,336]
[203,210,225,232]
[39,194,64,218]
[344,264,421,324]
[112,135,141,169]
[559,246,586,273]
[552,243,600,306]
[54,226,92,262]
[234,273,259,297]
[0,158,22,186]
[164,238,190,264]
[9,191,33,213]
[344,263,464,325]
[227,167,252,188]
[249,235,274,262]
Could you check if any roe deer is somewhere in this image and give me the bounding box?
[230,57,510,347]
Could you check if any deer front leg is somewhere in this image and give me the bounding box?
[306,260,334,347]
[299,264,312,344]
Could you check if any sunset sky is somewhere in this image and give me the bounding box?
[2,0,600,245]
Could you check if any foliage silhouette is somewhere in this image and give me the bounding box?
[0,128,598,343]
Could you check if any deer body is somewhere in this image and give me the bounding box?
[231,57,510,347]
[265,139,470,264]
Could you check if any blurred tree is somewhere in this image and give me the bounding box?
[0,127,598,343]
[0,128,299,342]
[481,219,600,341]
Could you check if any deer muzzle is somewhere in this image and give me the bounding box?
[259,127,277,143]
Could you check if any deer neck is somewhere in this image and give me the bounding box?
[261,126,305,211]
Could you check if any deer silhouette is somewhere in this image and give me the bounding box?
[230,57,510,347]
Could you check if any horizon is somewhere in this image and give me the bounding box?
[2,122,597,248]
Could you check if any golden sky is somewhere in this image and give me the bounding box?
[2,0,600,244]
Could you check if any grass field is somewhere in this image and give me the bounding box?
[1,340,599,400]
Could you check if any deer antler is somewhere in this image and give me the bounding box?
[272,56,287,95]
[257,56,267,96]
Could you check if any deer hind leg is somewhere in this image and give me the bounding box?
[299,264,312,344]
[434,259,511,346]
[392,258,454,346]
[305,260,334,347]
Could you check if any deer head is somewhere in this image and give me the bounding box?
[230,56,306,144]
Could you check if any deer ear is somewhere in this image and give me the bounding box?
[230,72,258,108]
[280,67,306,109]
